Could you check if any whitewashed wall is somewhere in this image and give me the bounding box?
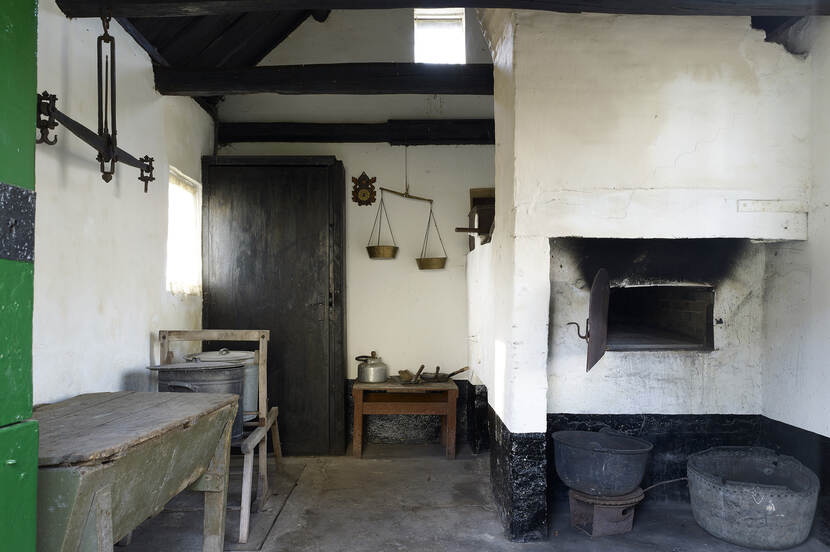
[762,18,830,439]
[512,12,811,241]
[220,9,494,123]
[220,142,494,380]
[33,0,213,404]
[472,9,817,434]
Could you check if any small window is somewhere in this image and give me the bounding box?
[414,8,466,64]
[166,167,202,295]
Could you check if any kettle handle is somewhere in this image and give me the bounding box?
[355,355,371,361]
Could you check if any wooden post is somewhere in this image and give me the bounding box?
[158,331,170,365]
[255,432,269,512]
[258,333,268,426]
[271,407,282,460]
[352,387,363,458]
[201,407,235,552]
[446,387,458,460]
[238,451,255,544]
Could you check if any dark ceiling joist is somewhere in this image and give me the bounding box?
[215,11,314,68]
[217,119,496,145]
[57,0,830,18]
[154,63,494,96]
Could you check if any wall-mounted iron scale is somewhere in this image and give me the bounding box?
[35,17,155,191]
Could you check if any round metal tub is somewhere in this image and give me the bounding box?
[552,428,653,496]
[186,349,258,422]
[688,447,819,550]
[148,361,245,442]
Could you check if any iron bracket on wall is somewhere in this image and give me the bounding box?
[35,17,155,192]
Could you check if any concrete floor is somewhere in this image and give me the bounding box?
[125,444,830,552]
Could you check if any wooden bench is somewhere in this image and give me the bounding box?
[352,380,458,459]
[34,392,237,552]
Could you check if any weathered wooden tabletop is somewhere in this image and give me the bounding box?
[353,380,458,393]
[33,391,237,467]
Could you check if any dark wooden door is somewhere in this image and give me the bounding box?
[202,156,345,455]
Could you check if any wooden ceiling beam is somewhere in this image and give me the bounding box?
[211,11,313,68]
[57,0,830,18]
[217,119,496,145]
[154,63,494,96]
[157,14,241,66]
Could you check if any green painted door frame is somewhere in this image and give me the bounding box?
[0,1,38,551]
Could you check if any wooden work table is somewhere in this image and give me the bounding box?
[352,380,458,459]
[34,391,237,552]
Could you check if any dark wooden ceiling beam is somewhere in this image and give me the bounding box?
[217,119,496,145]
[311,9,331,22]
[57,0,830,18]
[154,63,494,96]
[157,14,241,66]
[219,11,314,68]
[117,17,169,66]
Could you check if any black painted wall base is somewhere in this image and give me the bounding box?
[546,413,830,546]
[489,407,547,542]
[344,379,490,451]
[547,414,763,502]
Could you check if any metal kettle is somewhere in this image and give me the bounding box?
[356,351,388,383]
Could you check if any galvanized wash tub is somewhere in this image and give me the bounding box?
[186,349,258,421]
[688,447,819,550]
[148,361,245,442]
[552,428,653,496]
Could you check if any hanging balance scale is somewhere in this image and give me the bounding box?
[365,148,447,269]
[416,204,448,270]
[366,189,398,259]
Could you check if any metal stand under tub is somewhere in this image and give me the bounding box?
[34,391,237,552]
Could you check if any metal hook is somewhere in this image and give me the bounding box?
[100,15,112,37]
[35,91,58,145]
[567,320,589,341]
[139,156,155,193]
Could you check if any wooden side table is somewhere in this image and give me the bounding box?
[352,380,458,459]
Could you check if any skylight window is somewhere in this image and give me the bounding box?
[414,8,466,64]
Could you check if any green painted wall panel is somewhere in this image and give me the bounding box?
[0,420,38,550]
[0,259,34,424]
[0,0,37,191]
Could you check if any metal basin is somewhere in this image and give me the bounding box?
[688,447,819,550]
[552,428,653,496]
[149,361,245,442]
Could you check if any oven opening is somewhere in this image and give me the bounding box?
[606,285,714,352]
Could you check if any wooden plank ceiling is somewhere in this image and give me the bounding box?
[119,10,330,115]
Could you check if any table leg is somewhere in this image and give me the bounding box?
[238,450,254,544]
[256,432,270,512]
[353,388,364,458]
[447,388,458,459]
[202,412,234,552]
[79,485,113,552]
[271,407,283,461]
